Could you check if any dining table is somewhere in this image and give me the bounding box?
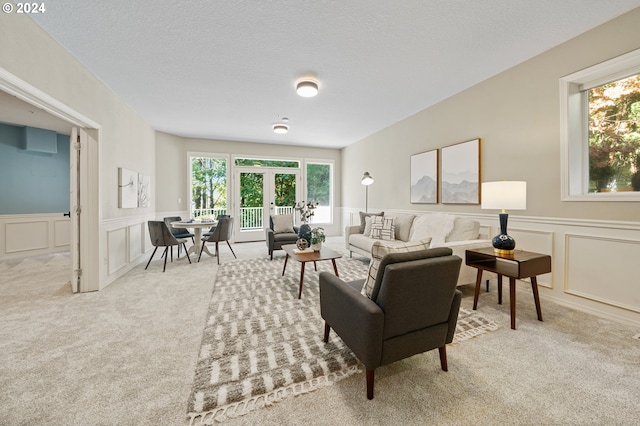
[170,219,218,259]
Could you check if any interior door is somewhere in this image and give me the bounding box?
[69,128,80,293]
[234,168,300,242]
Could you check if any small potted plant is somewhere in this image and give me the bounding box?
[310,227,325,251]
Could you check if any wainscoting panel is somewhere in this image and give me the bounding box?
[0,214,70,259]
[107,227,128,276]
[5,220,49,253]
[565,234,640,314]
[128,224,142,262]
[54,219,70,247]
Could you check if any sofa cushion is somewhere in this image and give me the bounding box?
[361,238,432,299]
[446,217,480,242]
[370,216,395,240]
[390,214,416,242]
[359,211,384,234]
[409,213,456,245]
[271,214,294,234]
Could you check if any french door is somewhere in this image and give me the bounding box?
[233,168,300,242]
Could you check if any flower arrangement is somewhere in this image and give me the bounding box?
[310,227,325,245]
[293,201,319,224]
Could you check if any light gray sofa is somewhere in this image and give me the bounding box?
[345,212,493,286]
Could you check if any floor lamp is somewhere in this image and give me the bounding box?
[361,172,374,212]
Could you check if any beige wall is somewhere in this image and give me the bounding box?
[342,7,640,222]
[155,132,342,234]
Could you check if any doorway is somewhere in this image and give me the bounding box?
[0,67,101,292]
[233,168,301,242]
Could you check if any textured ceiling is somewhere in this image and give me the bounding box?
[25,0,640,148]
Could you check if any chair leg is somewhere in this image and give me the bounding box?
[216,241,220,264]
[270,249,273,260]
[323,322,331,343]
[226,241,237,259]
[183,243,191,264]
[366,368,375,400]
[438,346,448,371]
[197,241,206,262]
[145,247,159,270]
[162,247,169,272]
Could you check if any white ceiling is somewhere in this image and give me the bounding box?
[22,0,640,148]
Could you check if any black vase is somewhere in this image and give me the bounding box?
[492,213,516,254]
[298,224,312,244]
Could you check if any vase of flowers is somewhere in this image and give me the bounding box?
[294,201,318,244]
[310,227,325,251]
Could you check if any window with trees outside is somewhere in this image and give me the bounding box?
[306,161,332,224]
[560,48,640,201]
[190,156,227,218]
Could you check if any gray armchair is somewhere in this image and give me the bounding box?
[265,216,300,260]
[319,247,462,399]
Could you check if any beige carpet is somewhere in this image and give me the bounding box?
[1,237,639,425]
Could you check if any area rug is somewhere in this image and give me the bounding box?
[187,256,499,424]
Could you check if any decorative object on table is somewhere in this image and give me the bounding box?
[361,171,374,212]
[294,201,317,244]
[310,227,325,251]
[187,257,497,423]
[481,181,527,254]
[295,238,309,251]
[441,138,481,204]
[293,200,318,224]
[410,150,438,204]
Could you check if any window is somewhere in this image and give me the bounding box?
[234,157,300,168]
[560,48,640,201]
[189,154,228,218]
[306,161,333,224]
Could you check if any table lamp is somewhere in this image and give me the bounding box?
[481,181,527,255]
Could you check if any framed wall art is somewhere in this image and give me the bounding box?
[118,167,139,208]
[410,149,438,204]
[440,138,481,204]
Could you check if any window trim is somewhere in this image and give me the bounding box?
[560,47,640,202]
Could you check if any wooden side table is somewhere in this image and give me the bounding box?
[465,247,551,330]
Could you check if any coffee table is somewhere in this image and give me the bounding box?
[281,244,341,299]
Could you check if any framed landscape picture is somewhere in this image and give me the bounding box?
[410,149,438,203]
[440,138,481,204]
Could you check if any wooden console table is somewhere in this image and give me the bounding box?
[465,247,551,330]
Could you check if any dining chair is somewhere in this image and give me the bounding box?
[163,216,194,257]
[146,221,192,272]
[198,216,236,264]
[203,214,230,238]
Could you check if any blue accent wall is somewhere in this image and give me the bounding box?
[0,122,70,214]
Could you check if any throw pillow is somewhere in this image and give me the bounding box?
[359,211,384,234]
[271,214,294,234]
[363,216,373,237]
[446,217,480,242]
[408,213,456,245]
[361,238,432,299]
[370,216,395,241]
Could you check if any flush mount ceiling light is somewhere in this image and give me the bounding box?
[296,79,319,97]
[273,123,289,134]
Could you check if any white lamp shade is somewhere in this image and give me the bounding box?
[361,172,374,185]
[481,181,527,210]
